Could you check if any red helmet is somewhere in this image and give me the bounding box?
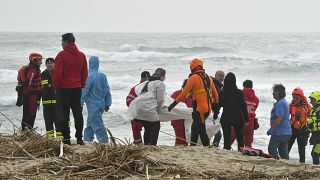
[29,53,43,63]
[190,58,203,71]
[292,87,304,97]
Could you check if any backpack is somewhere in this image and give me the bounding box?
[15,65,30,106]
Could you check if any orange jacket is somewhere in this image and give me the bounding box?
[176,70,219,122]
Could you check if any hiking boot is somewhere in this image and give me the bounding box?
[63,139,71,145]
[77,139,85,145]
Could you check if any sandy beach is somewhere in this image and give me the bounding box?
[0,131,319,179]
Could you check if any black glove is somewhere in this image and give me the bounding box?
[213,113,218,120]
[168,101,178,112]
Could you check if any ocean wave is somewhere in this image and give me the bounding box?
[0,69,17,84]
[119,44,234,54]
[0,96,16,106]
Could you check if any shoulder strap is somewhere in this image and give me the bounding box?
[141,82,149,94]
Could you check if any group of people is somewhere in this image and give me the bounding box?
[126,59,320,165]
[16,33,112,145]
[15,33,320,165]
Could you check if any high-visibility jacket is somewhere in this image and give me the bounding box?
[308,105,320,132]
[41,69,56,106]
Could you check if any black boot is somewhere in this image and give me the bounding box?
[77,139,84,145]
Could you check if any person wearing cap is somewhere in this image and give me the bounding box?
[128,68,166,145]
[126,71,150,144]
[81,56,112,144]
[53,33,88,145]
[168,58,219,146]
[41,58,63,139]
[18,53,43,130]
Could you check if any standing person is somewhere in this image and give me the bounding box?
[307,91,320,165]
[128,68,166,145]
[81,56,112,143]
[230,80,259,148]
[211,70,225,147]
[126,71,150,144]
[53,33,88,145]
[267,84,291,160]
[170,80,193,146]
[288,87,312,163]
[41,58,62,139]
[219,72,249,150]
[16,53,43,130]
[168,58,219,146]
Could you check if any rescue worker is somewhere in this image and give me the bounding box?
[126,71,150,144]
[128,68,166,145]
[41,58,62,139]
[230,80,259,148]
[307,91,320,165]
[168,58,219,146]
[81,56,112,143]
[170,80,193,146]
[211,70,225,147]
[53,33,88,145]
[288,87,312,163]
[18,53,42,130]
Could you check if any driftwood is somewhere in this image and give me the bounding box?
[1,130,320,179]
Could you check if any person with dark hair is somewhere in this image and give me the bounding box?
[170,79,193,146]
[128,68,166,145]
[230,79,259,148]
[53,33,88,145]
[168,58,219,146]
[218,72,249,150]
[41,58,62,139]
[126,71,150,144]
[211,70,225,147]
[288,87,312,163]
[267,84,291,159]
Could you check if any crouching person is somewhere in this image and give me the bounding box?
[81,56,112,143]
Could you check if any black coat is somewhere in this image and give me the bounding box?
[219,88,249,125]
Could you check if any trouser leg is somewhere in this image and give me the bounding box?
[70,88,84,140]
[222,123,232,150]
[131,119,143,144]
[296,132,308,163]
[233,123,245,150]
[149,121,160,145]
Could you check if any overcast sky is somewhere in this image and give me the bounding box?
[1,0,320,32]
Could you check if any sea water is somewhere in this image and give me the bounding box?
[1,32,320,164]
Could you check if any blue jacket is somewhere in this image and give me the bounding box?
[81,56,112,109]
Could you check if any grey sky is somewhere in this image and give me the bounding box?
[0,0,319,32]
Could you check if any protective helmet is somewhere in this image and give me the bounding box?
[190,58,203,71]
[292,87,304,97]
[309,91,320,103]
[29,53,43,63]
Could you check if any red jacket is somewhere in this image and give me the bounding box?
[171,90,193,108]
[126,83,139,107]
[243,88,259,120]
[53,43,88,89]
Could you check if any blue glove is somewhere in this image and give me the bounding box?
[267,128,272,136]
